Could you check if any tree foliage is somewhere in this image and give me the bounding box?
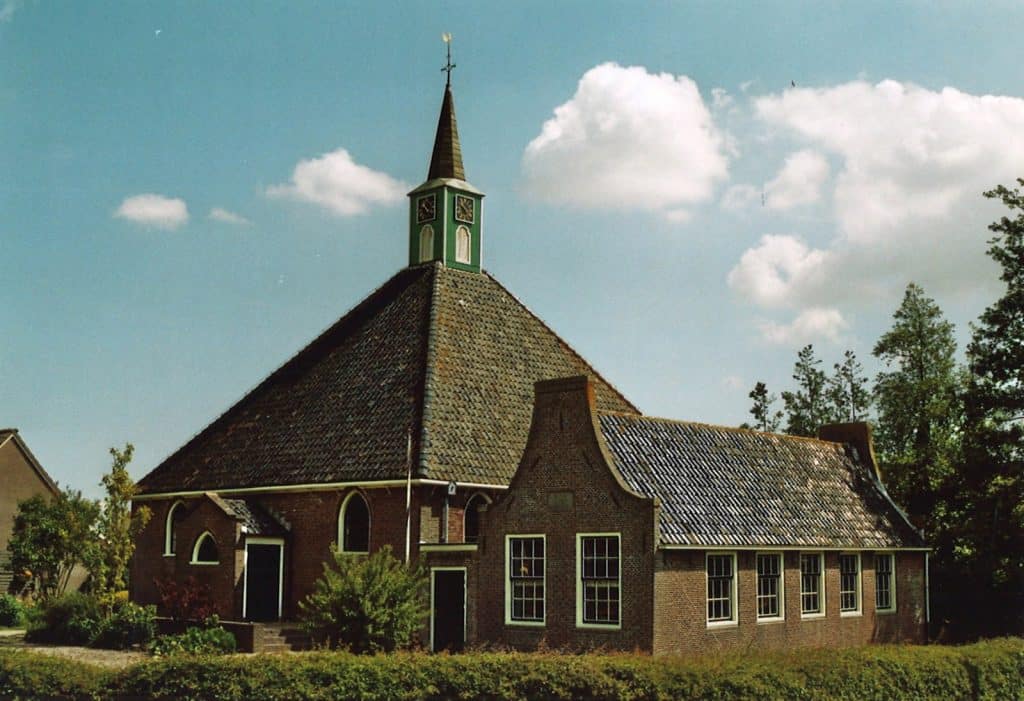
[7,489,98,601]
[781,345,832,437]
[828,350,871,422]
[299,545,427,653]
[747,382,783,432]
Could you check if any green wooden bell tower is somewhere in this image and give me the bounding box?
[408,41,484,273]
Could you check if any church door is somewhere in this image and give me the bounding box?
[244,539,283,622]
[431,568,466,652]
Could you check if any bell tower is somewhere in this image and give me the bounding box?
[408,36,484,273]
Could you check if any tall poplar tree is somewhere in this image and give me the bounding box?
[782,345,833,437]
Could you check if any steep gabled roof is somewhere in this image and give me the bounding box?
[0,428,59,496]
[427,85,465,181]
[137,264,636,495]
[598,413,923,549]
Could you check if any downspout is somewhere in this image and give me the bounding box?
[405,430,412,564]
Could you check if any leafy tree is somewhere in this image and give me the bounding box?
[872,283,961,530]
[299,545,427,653]
[781,345,834,436]
[7,489,99,601]
[83,444,151,602]
[957,180,1024,635]
[828,350,871,422]
[746,381,783,432]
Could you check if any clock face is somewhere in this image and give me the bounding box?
[454,195,474,224]
[417,195,436,224]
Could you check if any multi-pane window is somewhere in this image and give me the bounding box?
[579,535,620,626]
[508,536,545,623]
[756,553,783,619]
[839,554,861,614]
[800,553,824,615]
[875,553,896,612]
[707,553,736,624]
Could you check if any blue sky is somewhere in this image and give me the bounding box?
[4,1,1024,497]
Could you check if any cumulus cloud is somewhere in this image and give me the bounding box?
[521,63,729,219]
[114,194,189,230]
[209,207,250,225]
[727,234,833,309]
[267,148,407,217]
[764,150,829,210]
[760,307,848,346]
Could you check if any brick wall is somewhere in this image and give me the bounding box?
[475,377,658,652]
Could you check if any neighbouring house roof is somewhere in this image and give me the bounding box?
[0,428,59,496]
[598,413,924,549]
[137,264,637,495]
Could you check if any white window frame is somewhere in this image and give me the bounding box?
[241,537,285,620]
[839,552,862,617]
[706,551,738,627]
[800,552,826,618]
[190,531,219,565]
[455,225,471,264]
[419,224,435,263]
[163,500,184,557]
[874,552,897,614]
[755,552,785,622]
[462,492,490,544]
[505,534,546,627]
[575,532,622,630]
[338,491,370,554]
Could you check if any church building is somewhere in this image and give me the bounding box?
[131,68,928,654]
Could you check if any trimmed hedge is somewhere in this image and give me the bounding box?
[0,638,1021,700]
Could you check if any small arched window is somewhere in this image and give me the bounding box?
[419,225,435,263]
[339,492,370,553]
[464,493,489,543]
[191,532,219,565]
[455,225,471,264]
[164,501,185,556]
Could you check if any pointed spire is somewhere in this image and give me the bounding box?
[427,84,465,181]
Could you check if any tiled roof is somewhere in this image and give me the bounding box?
[221,499,289,536]
[427,85,465,181]
[137,264,636,494]
[599,414,923,549]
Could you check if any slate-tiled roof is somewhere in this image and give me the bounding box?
[428,85,465,181]
[599,413,923,549]
[221,499,289,536]
[138,264,636,494]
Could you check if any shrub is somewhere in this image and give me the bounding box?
[0,649,109,700]
[0,594,23,627]
[91,599,156,650]
[148,618,236,656]
[25,591,102,645]
[299,545,428,653]
[154,575,217,622]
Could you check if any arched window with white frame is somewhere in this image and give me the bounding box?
[191,531,219,565]
[164,500,185,556]
[338,492,370,553]
[455,225,471,264]
[463,492,490,544]
[419,225,435,263]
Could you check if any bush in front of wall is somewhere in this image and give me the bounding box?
[0,594,23,627]
[25,591,102,645]
[148,617,236,656]
[90,599,156,650]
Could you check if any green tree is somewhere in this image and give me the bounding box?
[299,545,427,653]
[872,283,961,530]
[781,345,834,437]
[957,180,1024,635]
[7,489,99,601]
[746,381,783,432]
[83,444,151,602]
[828,350,871,422]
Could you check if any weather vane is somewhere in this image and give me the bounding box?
[441,32,456,86]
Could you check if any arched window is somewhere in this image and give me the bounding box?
[191,532,219,565]
[164,501,185,556]
[455,225,471,264]
[419,225,435,263]
[464,493,489,544]
[339,492,370,553]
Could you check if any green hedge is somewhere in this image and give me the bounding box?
[0,638,1021,700]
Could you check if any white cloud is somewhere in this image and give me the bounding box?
[721,184,760,212]
[727,234,832,309]
[711,87,734,110]
[0,0,21,22]
[764,149,829,210]
[760,307,848,346]
[266,148,407,217]
[521,63,729,219]
[114,194,189,230]
[209,207,250,226]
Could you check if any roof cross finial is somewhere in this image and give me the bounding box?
[441,33,456,86]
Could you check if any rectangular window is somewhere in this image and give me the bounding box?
[839,553,861,614]
[507,536,545,624]
[756,553,784,620]
[875,553,896,612]
[706,553,737,625]
[577,534,620,627]
[800,553,824,616]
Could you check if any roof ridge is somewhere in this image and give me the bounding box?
[599,410,842,448]
[481,269,641,415]
[417,262,444,475]
[138,266,429,491]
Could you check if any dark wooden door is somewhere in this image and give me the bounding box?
[432,569,465,652]
[246,543,281,622]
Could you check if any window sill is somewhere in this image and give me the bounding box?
[756,617,785,625]
[505,620,545,628]
[800,613,826,620]
[162,553,175,558]
[840,611,863,618]
[706,620,738,629]
[189,561,219,566]
[875,609,897,616]
[576,622,622,631]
